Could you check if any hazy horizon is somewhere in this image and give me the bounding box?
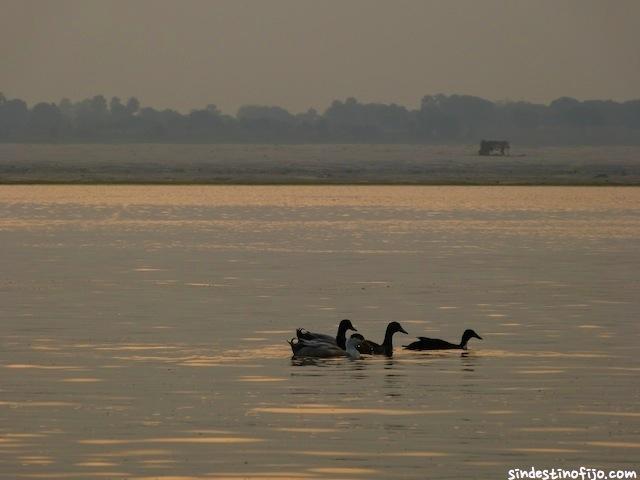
[2,0,639,114]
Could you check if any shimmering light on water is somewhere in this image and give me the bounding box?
[0,186,638,479]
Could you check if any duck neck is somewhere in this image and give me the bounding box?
[382,329,395,356]
[336,326,348,350]
[460,333,470,350]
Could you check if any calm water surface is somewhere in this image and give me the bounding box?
[0,186,638,479]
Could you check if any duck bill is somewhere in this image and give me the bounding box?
[475,334,483,340]
[399,327,408,334]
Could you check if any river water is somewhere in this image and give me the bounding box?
[0,186,638,479]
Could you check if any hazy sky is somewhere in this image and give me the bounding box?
[2,0,639,113]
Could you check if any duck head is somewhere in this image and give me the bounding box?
[350,333,365,346]
[287,337,302,355]
[461,329,483,348]
[387,321,408,335]
[338,319,357,334]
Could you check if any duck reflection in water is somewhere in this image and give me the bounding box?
[460,351,481,372]
[383,358,406,397]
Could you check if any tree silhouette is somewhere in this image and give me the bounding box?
[0,92,636,144]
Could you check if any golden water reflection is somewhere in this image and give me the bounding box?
[1,185,638,479]
[274,428,339,434]
[509,448,582,454]
[79,437,264,445]
[308,467,378,474]
[1,185,637,211]
[586,441,640,448]
[252,406,456,416]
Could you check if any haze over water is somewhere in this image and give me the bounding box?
[1,186,638,479]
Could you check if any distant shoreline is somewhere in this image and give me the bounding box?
[1,143,639,186]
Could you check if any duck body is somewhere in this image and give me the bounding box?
[296,319,356,350]
[289,334,363,359]
[403,329,482,351]
[403,337,460,350]
[355,321,408,357]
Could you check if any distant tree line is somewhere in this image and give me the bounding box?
[1,92,639,145]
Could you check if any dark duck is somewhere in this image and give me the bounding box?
[403,329,483,351]
[356,321,408,357]
[296,319,357,350]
